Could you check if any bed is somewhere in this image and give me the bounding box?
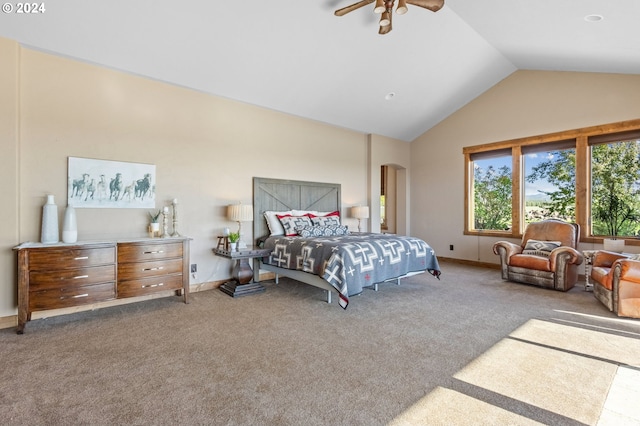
[253,177,441,308]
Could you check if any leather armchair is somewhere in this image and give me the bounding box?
[591,251,640,318]
[493,219,584,291]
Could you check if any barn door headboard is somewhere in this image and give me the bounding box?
[253,177,342,242]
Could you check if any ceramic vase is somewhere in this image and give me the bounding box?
[41,194,59,244]
[62,205,78,243]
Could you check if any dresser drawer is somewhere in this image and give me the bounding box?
[29,265,116,291]
[118,242,182,263]
[28,246,116,270]
[29,282,116,311]
[117,274,183,298]
[117,258,183,280]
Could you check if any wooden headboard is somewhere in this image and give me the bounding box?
[253,177,342,242]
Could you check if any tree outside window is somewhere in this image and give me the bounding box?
[472,157,512,231]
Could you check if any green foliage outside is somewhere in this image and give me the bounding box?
[525,149,576,223]
[591,141,640,237]
[474,164,512,230]
[473,140,640,236]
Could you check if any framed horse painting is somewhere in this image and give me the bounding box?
[67,157,156,208]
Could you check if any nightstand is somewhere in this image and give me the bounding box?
[213,246,271,297]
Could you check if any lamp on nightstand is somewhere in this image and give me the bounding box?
[227,203,253,249]
[351,205,369,233]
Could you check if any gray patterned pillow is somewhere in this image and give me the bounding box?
[296,225,350,238]
[310,215,341,227]
[522,239,562,257]
[277,215,313,236]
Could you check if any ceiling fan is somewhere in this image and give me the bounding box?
[334,0,444,35]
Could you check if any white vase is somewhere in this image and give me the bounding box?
[62,205,78,243]
[40,194,59,244]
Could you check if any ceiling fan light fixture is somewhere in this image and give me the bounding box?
[396,0,408,15]
[374,0,385,13]
[380,10,391,26]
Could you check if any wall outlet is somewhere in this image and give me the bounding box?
[190,264,197,273]
[449,244,454,251]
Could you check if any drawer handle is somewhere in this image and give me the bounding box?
[60,293,89,300]
[74,256,89,260]
[143,250,164,254]
[142,283,164,289]
[143,266,164,271]
[73,275,89,279]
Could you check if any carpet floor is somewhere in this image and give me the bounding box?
[1,261,639,425]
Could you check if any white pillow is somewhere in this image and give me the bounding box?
[291,210,318,216]
[263,210,291,236]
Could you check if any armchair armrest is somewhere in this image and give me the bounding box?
[492,241,522,259]
[593,250,629,268]
[549,246,584,270]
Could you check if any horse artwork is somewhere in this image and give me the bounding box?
[67,157,156,208]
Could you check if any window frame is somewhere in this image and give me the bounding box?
[463,118,640,247]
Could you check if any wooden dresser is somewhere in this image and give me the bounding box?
[14,237,190,334]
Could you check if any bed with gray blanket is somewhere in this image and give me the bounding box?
[253,177,441,308]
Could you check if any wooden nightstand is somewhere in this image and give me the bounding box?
[213,246,271,297]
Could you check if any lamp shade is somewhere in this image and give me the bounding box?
[227,204,253,222]
[351,206,370,219]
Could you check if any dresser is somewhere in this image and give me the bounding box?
[14,237,190,334]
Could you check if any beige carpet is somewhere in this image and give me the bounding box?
[1,261,639,425]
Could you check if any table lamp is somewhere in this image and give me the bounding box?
[227,203,253,249]
[351,205,369,233]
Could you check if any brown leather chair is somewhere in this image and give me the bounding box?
[590,251,640,318]
[493,219,584,291]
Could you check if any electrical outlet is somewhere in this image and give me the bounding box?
[449,244,454,251]
[190,264,197,273]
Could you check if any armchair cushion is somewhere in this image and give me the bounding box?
[522,239,562,257]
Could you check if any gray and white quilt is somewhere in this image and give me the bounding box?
[262,233,441,308]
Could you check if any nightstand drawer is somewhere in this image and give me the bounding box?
[118,242,182,262]
[117,258,183,280]
[117,274,183,298]
[28,246,115,269]
[29,282,116,311]
[29,265,116,291]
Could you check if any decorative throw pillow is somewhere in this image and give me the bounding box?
[264,210,291,236]
[277,214,313,236]
[296,225,350,238]
[308,210,341,226]
[310,215,341,227]
[522,239,562,257]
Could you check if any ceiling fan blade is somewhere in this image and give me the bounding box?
[406,0,444,12]
[334,0,375,16]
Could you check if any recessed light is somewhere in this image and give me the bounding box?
[385,92,395,100]
[584,14,603,22]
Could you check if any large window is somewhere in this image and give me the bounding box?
[463,119,640,246]
[590,135,640,238]
[471,151,512,232]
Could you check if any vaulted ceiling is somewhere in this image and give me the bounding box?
[1,0,638,141]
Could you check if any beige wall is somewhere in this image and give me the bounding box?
[0,38,388,318]
[411,70,640,263]
[0,38,19,325]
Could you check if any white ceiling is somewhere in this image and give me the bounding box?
[1,0,639,142]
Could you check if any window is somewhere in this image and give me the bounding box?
[470,151,512,231]
[590,133,640,238]
[463,119,640,246]
[523,141,576,225]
